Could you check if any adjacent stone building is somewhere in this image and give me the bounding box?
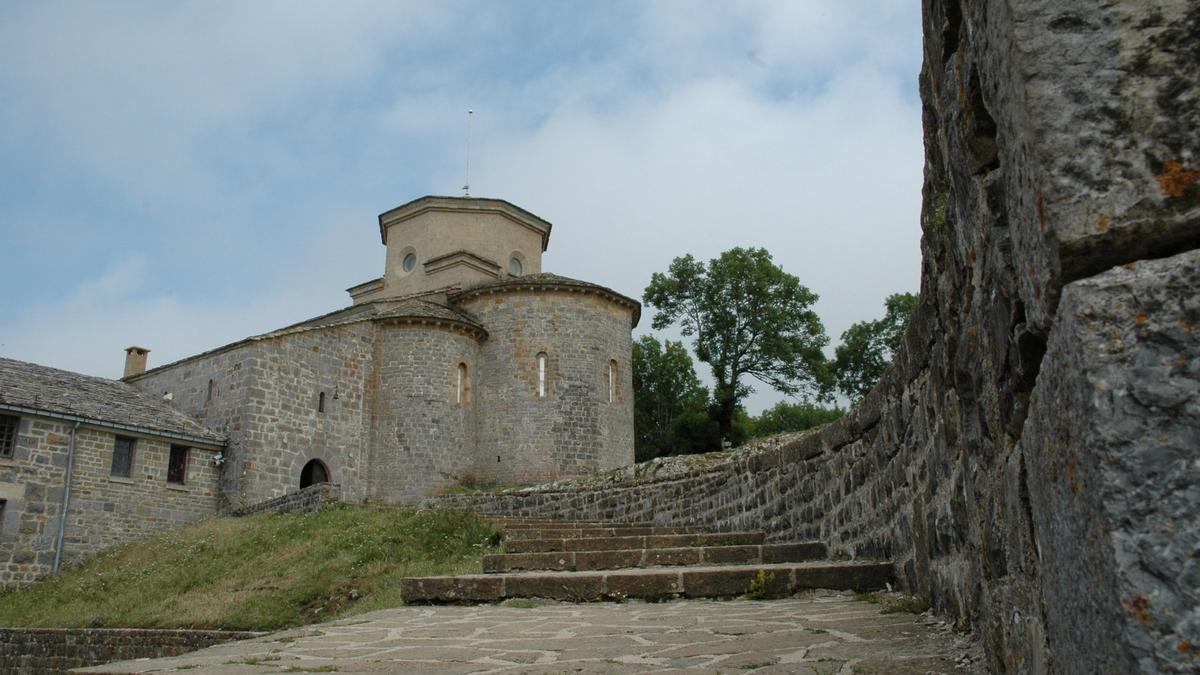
[0,359,224,587]
[0,195,639,585]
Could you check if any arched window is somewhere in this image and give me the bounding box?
[300,459,329,489]
[608,359,618,403]
[537,352,547,397]
[454,362,470,404]
[318,391,326,413]
[206,379,214,402]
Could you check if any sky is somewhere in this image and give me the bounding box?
[0,1,925,415]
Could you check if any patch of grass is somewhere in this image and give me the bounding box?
[437,482,525,496]
[809,628,828,634]
[739,661,774,670]
[855,590,931,614]
[745,570,777,600]
[0,506,498,631]
[502,599,538,609]
[284,667,337,673]
[881,594,931,615]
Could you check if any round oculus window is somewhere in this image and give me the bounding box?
[402,253,417,272]
[509,256,523,276]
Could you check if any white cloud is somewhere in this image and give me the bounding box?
[0,1,924,415]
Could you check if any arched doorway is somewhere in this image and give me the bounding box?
[300,459,329,489]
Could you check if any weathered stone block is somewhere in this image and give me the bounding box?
[504,575,603,602]
[401,576,503,604]
[681,568,786,599]
[642,548,702,567]
[604,571,682,599]
[573,549,641,571]
[701,545,759,565]
[791,563,893,593]
[482,552,572,573]
[1023,250,1200,674]
[762,543,826,564]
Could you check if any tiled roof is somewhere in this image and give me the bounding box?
[0,357,224,445]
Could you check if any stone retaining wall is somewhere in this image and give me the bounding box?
[231,482,341,516]
[429,1,1200,672]
[0,628,260,675]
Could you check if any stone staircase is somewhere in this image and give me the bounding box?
[401,516,894,603]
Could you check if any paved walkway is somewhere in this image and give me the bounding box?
[79,592,985,674]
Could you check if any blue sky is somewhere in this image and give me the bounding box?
[0,1,924,414]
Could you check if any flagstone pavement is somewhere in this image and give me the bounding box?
[77,591,985,674]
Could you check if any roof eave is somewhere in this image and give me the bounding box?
[0,403,226,448]
[377,196,553,251]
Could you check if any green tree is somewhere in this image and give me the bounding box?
[832,292,917,401]
[632,335,709,461]
[643,247,829,441]
[753,401,843,437]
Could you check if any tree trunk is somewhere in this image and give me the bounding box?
[713,384,737,445]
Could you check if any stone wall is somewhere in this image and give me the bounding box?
[0,628,260,675]
[231,482,342,516]
[368,323,480,502]
[127,341,260,512]
[457,290,634,484]
[0,417,219,587]
[429,1,1199,672]
[242,323,374,506]
[131,321,376,510]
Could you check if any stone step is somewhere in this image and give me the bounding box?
[488,516,655,524]
[501,525,709,540]
[483,542,828,573]
[401,561,894,604]
[502,531,766,554]
[494,521,659,530]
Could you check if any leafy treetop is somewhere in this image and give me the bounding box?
[832,292,917,402]
[631,335,709,461]
[643,247,829,439]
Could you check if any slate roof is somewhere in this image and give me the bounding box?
[130,297,487,380]
[450,273,642,326]
[255,298,485,337]
[0,357,225,445]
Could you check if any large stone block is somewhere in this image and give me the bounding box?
[1023,250,1200,673]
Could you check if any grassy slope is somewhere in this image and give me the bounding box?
[0,506,499,631]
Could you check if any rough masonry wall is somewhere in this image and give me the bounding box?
[431,2,1199,673]
[457,290,634,485]
[0,417,66,587]
[1021,253,1199,674]
[129,344,258,511]
[0,419,219,587]
[367,323,479,502]
[241,324,374,506]
[0,628,260,675]
[131,322,376,509]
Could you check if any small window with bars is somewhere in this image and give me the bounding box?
[167,445,189,485]
[0,415,18,458]
[111,435,135,478]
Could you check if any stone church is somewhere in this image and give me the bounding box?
[0,195,639,586]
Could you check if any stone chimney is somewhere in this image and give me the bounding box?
[123,346,150,378]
